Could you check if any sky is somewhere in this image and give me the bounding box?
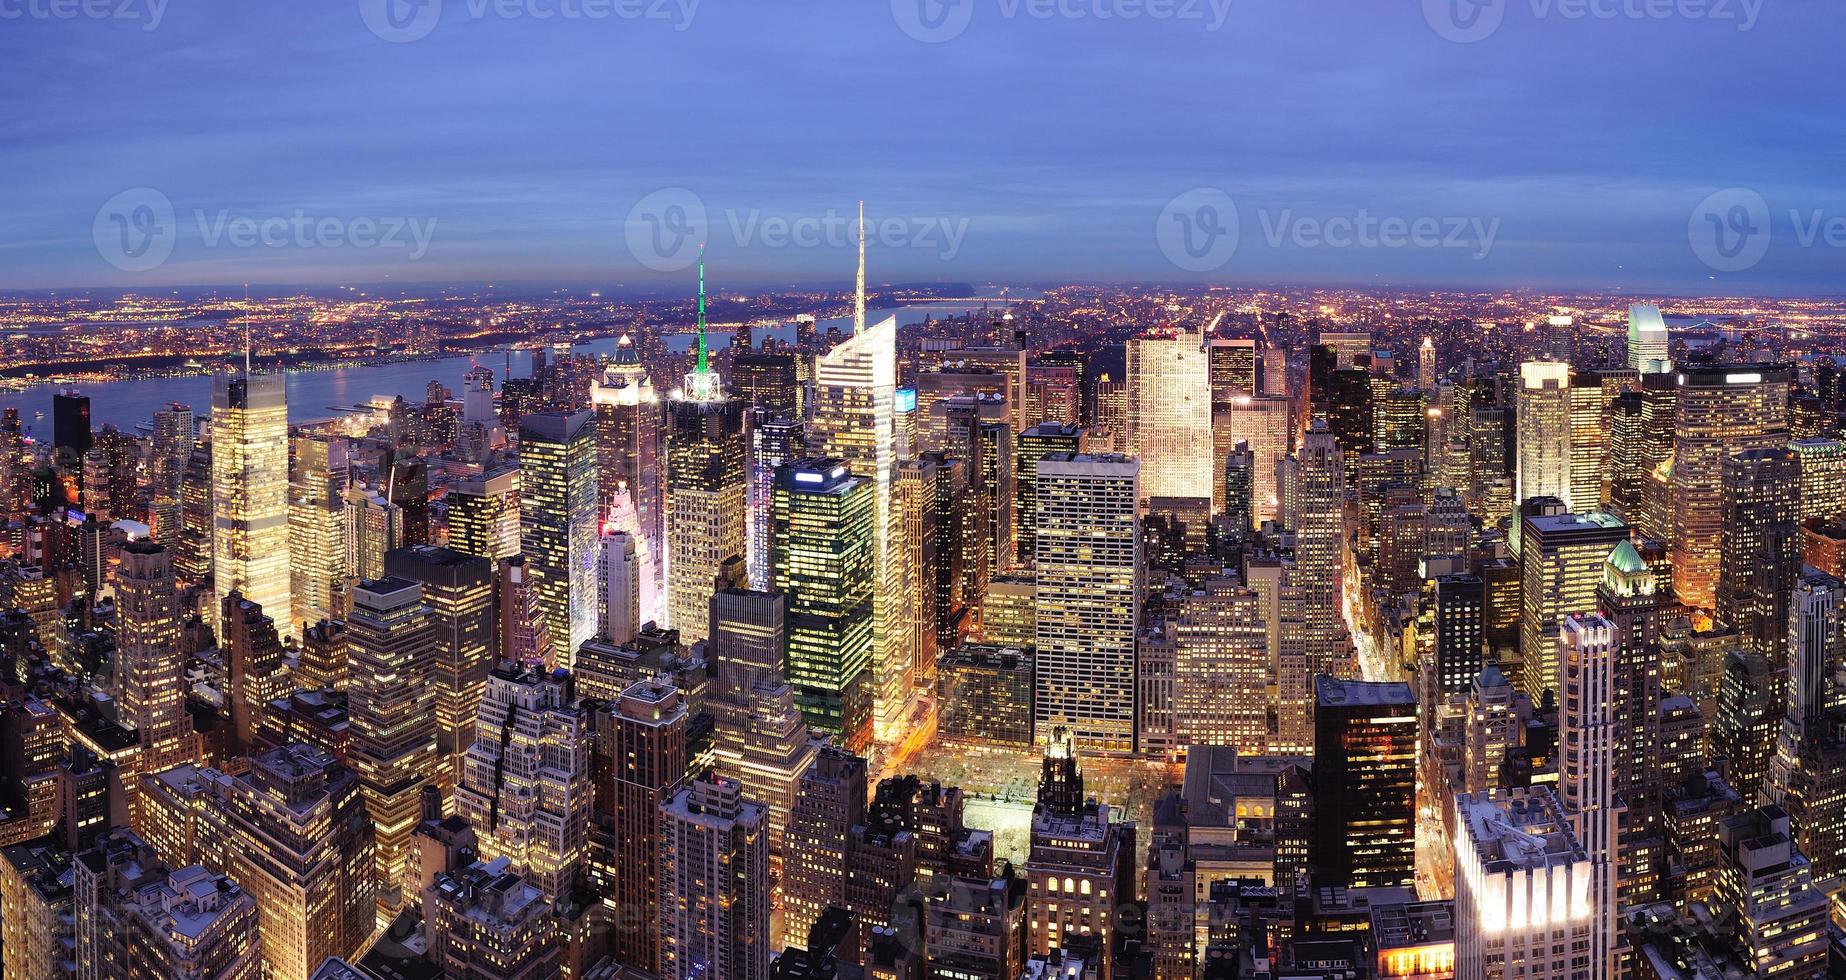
[2,0,1842,295]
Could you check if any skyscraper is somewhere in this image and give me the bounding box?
[781,747,867,950]
[454,664,592,903]
[1626,304,1672,374]
[346,576,439,920]
[809,210,910,744]
[590,333,663,621]
[1517,508,1627,701]
[665,258,747,647]
[221,590,289,756]
[1225,393,1291,525]
[288,436,348,632]
[148,402,194,545]
[1170,577,1268,755]
[1717,446,1801,665]
[773,458,875,748]
[115,541,194,797]
[745,413,805,592]
[1556,614,1621,978]
[1287,420,1350,680]
[599,523,638,644]
[705,586,817,863]
[1313,677,1416,889]
[1034,453,1140,754]
[447,466,521,562]
[384,544,495,792]
[658,776,771,980]
[1126,324,1211,502]
[1452,787,1600,980]
[212,369,293,639]
[1014,422,1082,567]
[598,677,686,969]
[1515,361,1571,511]
[1670,365,1790,609]
[518,409,598,664]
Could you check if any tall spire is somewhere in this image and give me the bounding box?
[243,283,253,377]
[854,200,866,335]
[695,245,709,374]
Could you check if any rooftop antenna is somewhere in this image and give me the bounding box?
[243,283,253,378]
[854,201,866,335]
[695,245,709,375]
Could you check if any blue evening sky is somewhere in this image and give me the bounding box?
[1,0,1841,295]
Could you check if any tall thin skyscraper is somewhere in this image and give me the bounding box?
[148,402,193,545]
[1418,335,1436,390]
[447,466,521,562]
[1034,453,1140,754]
[1170,576,1268,755]
[221,590,289,756]
[773,458,875,749]
[1671,365,1790,609]
[1287,420,1350,680]
[1518,507,1627,701]
[809,208,911,744]
[601,677,686,970]
[1717,447,1801,665]
[1557,614,1621,980]
[518,408,598,663]
[1225,394,1290,526]
[346,576,440,920]
[212,368,293,639]
[590,333,663,622]
[115,541,194,793]
[288,435,348,632]
[1126,324,1211,502]
[385,544,496,793]
[658,776,770,980]
[1515,361,1571,511]
[1313,677,1416,889]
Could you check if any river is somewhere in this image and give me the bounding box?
[0,298,1014,433]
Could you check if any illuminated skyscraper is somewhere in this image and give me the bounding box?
[1286,420,1350,680]
[424,858,559,980]
[590,333,663,620]
[342,485,400,583]
[149,402,193,545]
[221,590,289,756]
[659,776,771,980]
[1556,614,1621,979]
[1418,335,1436,390]
[1034,453,1140,754]
[1014,422,1082,568]
[773,458,875,749]
[447,465,521,562]
[1626,304,1672,375]
[809,209,911,743]
[599,677,686,970]
[1224,393,1290,526]
[346,576,439,920]
[599,523,638,645]
[115,540,194,794]
[1670,365,1790,609]
[517,409,597,669]
[705,587,817,862]
[1313,677,1416,889]
[1515,361,1571,510]
[1517,507,1627,701]
[665,254,747,648]
[212,369,293,639]
[746,413,804,592]
[1766,569,1846,884]
[288,436,348,632]
[1170,576,1268,755]
[454,664,592,903]
[1716,447,1800,664]
[781,747,867,950]
[1452,787,1599,980]
[1788,436,1846,523]
[385,544,495,793]
[1126,324,1211,502]
[1714,807,1831,979]
[1022,729,1132,976]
